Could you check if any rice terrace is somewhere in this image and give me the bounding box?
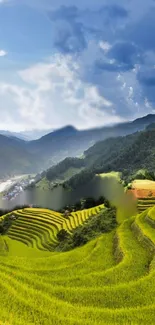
[0,186,155,325]
[128,179,155,213]
[1,0,155,322]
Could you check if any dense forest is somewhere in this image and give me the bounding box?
[58,196,109,214]
[45,157,86,181]
[60,129,155,189]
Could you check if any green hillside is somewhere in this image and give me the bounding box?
[37,129,155,191]
[62,129,155,189]
[36,158,85,189]
[1,204,155,324]
[1,115,155,178]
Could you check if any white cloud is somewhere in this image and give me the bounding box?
[0,50,7,57]
[145,97,152,109]
[0,53,125,131]
[128,86,133,98]
[99,41,111,53]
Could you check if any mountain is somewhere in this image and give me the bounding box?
[0,130,28,141]
[44,127,155,189]
[146,123,155,131]
[27,114,155,168]
[19,128,54,140]
[27,125,82,167]
[132,114,155,126]
[0,128,54,141]
[1,114,155,178]
[0,135,43,178]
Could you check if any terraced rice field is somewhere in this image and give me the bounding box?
[62,205,103,233]
[132,179,155,189]
[138,197,155,213]
[127,179,155,213]
[4,205,104,250]
[1,205,155,324]
[130,179,155,199]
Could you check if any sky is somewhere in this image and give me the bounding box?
[0,0,155,131]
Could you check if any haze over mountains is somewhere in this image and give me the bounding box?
[0,114,155,178]
[64,127,155,189]
[0,129,54,141]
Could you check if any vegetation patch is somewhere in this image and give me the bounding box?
[56,207,117,251]
[97,171,122,181]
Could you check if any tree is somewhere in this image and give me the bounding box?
[83,197,96,209]
[57,229,69,242]
[0,224,4,234]
[104,199,111,208]
[72,231,88,247]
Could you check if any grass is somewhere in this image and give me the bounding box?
[97,171,122,180]
[36,167,84,189]
[62,167,84,180]
[1,205,155,324]
[36,177,51,190]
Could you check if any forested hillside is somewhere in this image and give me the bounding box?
[45,158,86,181]
[0,114,155,178]
[60,129,155,188]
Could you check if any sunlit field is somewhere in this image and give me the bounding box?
[97,171,121,180]
[1,204,155,324]
[132,179,155,190]
[128,179,155,213]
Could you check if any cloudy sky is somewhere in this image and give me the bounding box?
[0,0,155,131]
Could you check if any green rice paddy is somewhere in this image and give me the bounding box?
[1,203,155,324]
[138,197,155,212]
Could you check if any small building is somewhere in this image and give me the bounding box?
[10,215,17,221]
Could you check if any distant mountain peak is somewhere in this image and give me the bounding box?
[55,125,77,133]
[40,125,78,140]
[132,114,155,125]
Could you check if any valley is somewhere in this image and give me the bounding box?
[0,174,110,210]
[0,113,155,178]
[1,114,155,324]
[0,174,35,194]
[1,1,154,323]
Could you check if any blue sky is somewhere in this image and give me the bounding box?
[0,0,155,131]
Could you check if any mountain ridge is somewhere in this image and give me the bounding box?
[62,128,155,189]
[1,113,155,177]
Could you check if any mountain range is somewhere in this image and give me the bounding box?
[45,126,155,190]
[0,128,54,141]
[0,114,155,178]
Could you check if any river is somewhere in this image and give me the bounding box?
[0,176,106,211]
